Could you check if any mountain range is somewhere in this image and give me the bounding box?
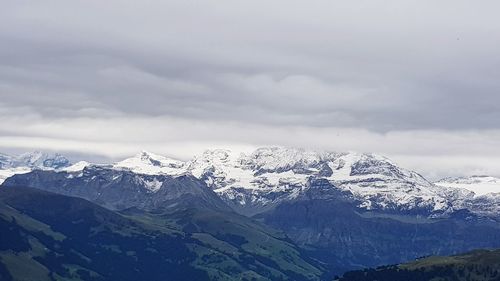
[115,148,500,218]
[1,147,499,279]
[6,147,494,218]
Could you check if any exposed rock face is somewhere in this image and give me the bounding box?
[2,166,230,212]
[257,179,500,274]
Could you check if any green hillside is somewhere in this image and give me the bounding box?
[0,187,323,281]
[337,249,500,281]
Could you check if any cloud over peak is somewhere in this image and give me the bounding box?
[1,0,500,178]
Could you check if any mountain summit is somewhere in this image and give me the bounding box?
[101,147,498,217]
[0,151,71,184]
[114,150,186,176]
[0,151,70,170]
[1,147,499,218]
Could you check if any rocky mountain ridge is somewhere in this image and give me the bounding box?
[1,147,499,218]
[109,147,499,218]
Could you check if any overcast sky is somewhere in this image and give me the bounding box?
[1,0,500,179]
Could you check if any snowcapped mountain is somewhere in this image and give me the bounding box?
[2,148,499,276]
[0,151,71,184]
[114,151,186,176]
[185,148,317,214]
[434,175,500,217]
[15,151,70,169]
[106,147,498,217]
[1,147,499,218]
[435,175,500,196]
[182,147,479,216]
[0,151,70,170]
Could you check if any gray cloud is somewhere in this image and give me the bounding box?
[1,0,500,178]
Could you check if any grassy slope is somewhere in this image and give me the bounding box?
[337,249,500,281]
[124,207,323,281]
[0,187,324,281]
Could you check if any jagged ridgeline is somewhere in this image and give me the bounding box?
[336,249,500,281]
[3,148,499,218]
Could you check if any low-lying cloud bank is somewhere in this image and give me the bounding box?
[1,1,500,179]
[1,113,499,180]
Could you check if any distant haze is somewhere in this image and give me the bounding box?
[1,1,500,179]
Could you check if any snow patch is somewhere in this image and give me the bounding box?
[435,175,500,196]
[0,167,31,184]
[114,151,186,176]
[62,161,89,172]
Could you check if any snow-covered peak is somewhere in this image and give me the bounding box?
[17,151,45,164]
[323,152,450,212]
[114,151,186,176]
[187,149,247,185]
[194,149,238,164]
[435,175,500,196]
[15,151,70,169]
[327,152,429,183]
[243,147,332,173]
[2,147,498,217]
[0,151,71,170]
[62,161,90,172]
[0,151,71,184]
[183,147,453,214]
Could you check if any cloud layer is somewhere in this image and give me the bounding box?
[1,1,500,179]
